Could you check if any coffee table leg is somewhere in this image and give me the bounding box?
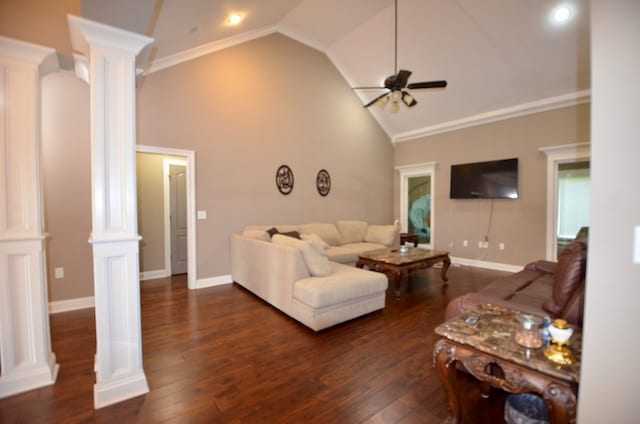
[393,270,402,299]
[441,256,451,283]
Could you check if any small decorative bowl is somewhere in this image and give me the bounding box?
[399,245,409,254]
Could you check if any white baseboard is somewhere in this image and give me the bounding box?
[49,296,95,314]
[140,269,170,280]
[450,256,523,273]
[194,274,232,289]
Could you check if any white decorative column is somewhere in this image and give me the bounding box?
[67,16,153,409]
[0,37,60,397]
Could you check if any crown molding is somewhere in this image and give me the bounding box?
[392,89,592,144]
[147,25,278,74]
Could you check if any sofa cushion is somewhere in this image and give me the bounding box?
[299,223,343,246]
[326,242,386,264]
[543,240,587,315]
[300,233,329,251]
[364,224,398,246]
[272,234,331,276]
[294,262,388,308]
[336,220,368,244]
[242,229,270,242]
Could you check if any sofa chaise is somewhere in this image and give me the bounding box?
[230,221,400,331]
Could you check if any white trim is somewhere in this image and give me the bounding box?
[450,256,523,273]
[140,269,170,281]
[194,275,233,290]
[163,157,187,277]
[93,371,149,409]
[147,25,278,74]
[396,162,437,249]
[137,145,197,290]
[392,90,591,143]
[539,142,591,260]
[49,296,95,314]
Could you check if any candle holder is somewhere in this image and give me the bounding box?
[543,319,576,365]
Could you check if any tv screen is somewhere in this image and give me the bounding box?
[450,158,519,199]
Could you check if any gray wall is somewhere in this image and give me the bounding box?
[41,33,393,300]
[41,72,93,302]
[394,103,590,266]
[137,33,394,280]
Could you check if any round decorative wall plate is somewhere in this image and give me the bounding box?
[316,169,331,196]
[275,165,294,195]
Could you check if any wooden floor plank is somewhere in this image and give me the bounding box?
[0,265,509,423]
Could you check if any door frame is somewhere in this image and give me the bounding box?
[137,145,197,289]
[539,142,590,260]
[395,162,437,249]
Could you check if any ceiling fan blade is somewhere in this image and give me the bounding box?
[352,86,386,90]
[395,69,412,87]
[364,92,390,108]
[401,91,417,107]
[407,80,448,90]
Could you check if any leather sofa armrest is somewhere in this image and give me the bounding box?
[525,260,557,274]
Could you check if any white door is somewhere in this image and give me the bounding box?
[170,164,188,274]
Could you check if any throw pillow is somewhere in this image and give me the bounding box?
[280,230,301,239]
[242,229,270,241]
[266,227,279,238]
[271,234,332,277]
[336,220,368,244]
[543,240,587,314]
[300,233,329,252]
[364,224,399,247]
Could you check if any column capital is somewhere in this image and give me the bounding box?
[0,36,58,75]
[67,15,153,57]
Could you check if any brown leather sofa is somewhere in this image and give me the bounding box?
[445,239,587,326]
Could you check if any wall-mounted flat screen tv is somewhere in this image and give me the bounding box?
[450,158,519,199]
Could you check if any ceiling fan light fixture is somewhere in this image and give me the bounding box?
[390,100,400,113]
[377,94,390,109]
[401,91,416,107]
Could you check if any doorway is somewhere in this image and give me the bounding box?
[540,143,590,260]
[136,145,197,289]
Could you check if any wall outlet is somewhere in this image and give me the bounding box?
[197,210,207,220]
[478,241,483,248]
[499,242,505,250]
[482,241,489,249]
[463,240,468,247]
[54,267,64,279]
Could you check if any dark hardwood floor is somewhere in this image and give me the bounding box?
[0,264,511,423]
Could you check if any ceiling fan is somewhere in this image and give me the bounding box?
[353,0,448,112]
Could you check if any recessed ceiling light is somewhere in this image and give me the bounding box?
[552,5,572,23]
[227,13,244,26]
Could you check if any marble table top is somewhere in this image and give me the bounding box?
[435,304,581,383]
[358,247,449,265]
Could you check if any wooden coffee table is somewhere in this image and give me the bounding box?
[356,248,450,298]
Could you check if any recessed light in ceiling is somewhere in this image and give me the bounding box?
[227,13,244,26]
[551,5,572,23]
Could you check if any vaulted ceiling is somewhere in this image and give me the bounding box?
[80,0,590,142]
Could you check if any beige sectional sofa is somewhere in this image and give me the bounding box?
[230,221,399,331]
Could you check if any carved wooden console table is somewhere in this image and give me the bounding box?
[356,248,450,299]
[434,306,580,424]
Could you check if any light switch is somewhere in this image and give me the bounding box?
[54,267,64,279]
[197,210,207,220]
[634,226,640,264]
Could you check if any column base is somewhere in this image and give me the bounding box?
[94,370,149,409]
[0,352,59,398]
